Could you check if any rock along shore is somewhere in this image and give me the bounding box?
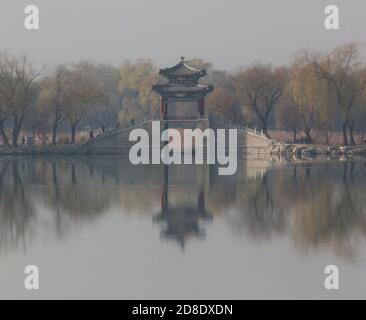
[270,142,366,157]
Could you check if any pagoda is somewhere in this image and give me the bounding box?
[152,57,214,120]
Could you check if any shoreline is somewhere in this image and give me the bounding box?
[1,142,366,159]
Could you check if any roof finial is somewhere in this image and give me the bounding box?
[180,56,185,61]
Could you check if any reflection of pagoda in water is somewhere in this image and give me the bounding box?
[153,165,213,250]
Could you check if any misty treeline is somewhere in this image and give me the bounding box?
[0,42,366,147]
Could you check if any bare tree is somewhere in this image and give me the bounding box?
[206,86,242,123]
[118,59,160,124]
[277,92,302,142]
[38,65,70,146]
[0,53,41,147]
[288,55,335,144]
[63,62,105,144]
[234,65,288,138]
[307,43,366,145]
[13,55,41,146]
[344,70,366,145]
[0,52,18,146]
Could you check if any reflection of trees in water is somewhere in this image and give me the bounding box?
[213,160,366,260]
[0,157,166,252]
[84,158,366,258]
[242,172,286,239]
[208,171,286,240]
[290,161,366,260]
[42,160,114,227]
[0,158,115,252]
[0,160,35,251]
[0,157,365,258]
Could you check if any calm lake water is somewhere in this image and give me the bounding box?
[0,156,365,299]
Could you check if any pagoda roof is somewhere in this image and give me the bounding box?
[159,57,206,79]
[152,83,213,97]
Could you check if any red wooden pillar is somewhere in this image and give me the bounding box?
[161,97,168,120]
[198,97,205,116]
[164,100,168,119]
[160,97,165,119]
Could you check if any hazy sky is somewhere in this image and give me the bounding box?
[0,0,365,70]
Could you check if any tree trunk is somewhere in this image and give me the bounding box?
[348,121,356,145]
[0,122,10,147]
[342,122,348,146]
[12,124,20,147]
[12,115,25,147]
[71,123,77,144]
[293,128,297,143]
[262,121,270,138]
[52,113,64,146]
[52,123,58,146]
[324,131,330,145]
[305,129,313,144]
